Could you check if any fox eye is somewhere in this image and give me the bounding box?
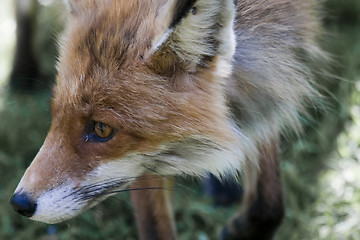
[85,121,114,142]
[95,122,113,139]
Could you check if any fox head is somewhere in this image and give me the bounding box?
[11,0,251,223]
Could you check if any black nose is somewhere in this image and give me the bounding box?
[10,193,37,218]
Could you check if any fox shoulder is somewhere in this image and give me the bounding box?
[229,0,324,143]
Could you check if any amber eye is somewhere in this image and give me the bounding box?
[94,121,113,139]
[84,121,115,143]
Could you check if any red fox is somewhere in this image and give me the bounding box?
[10,0,323,239]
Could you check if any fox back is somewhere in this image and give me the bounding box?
[11,0,321,226]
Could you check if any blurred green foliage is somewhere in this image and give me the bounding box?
[0,0,360,239]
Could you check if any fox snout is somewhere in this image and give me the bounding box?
[10,193,37,218]
[9,130,145,223]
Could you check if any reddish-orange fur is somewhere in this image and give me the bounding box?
[11,0,323,239]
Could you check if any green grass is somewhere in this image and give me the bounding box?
[1,0,360,239]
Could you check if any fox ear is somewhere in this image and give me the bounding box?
[147,0,236,75]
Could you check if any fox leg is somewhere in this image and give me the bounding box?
[130,175,177,240]
[221,138,285,240]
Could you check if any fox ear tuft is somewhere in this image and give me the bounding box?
[148,0,236,75]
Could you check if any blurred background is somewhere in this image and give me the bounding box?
[0,0,359,239]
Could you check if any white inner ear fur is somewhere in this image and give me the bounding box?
[150,0,176,52]
[150,0,236,68]
[151,29,173,53]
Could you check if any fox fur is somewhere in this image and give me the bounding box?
[12,0,322,227]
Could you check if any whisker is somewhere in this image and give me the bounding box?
[62,178,130,200]
[63,171,195,203]
[80,187,173,201]
[66,175,168,200]
[142,165,196,193]
[153,159,187,175]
